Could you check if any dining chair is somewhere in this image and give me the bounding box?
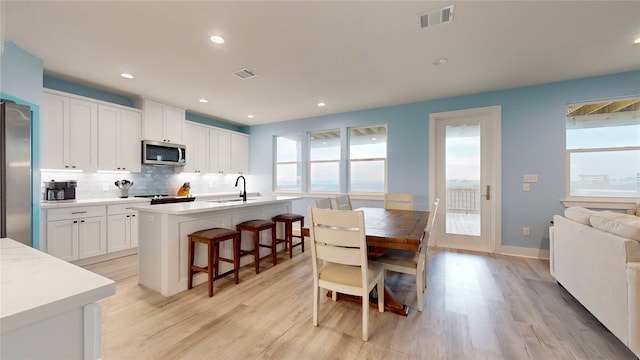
[383,193,413,210]
[376,199,439,312]
[313,197,333,209]
[308,207,385,341]
[335,194,352,210]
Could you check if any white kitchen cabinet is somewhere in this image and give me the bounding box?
[180,122,209,173]
[46,206,107,261]
[231,133,249,174]
[209,128,232,174]
[98,105,142,172]
[107,204,138,252]
[138,98,184,144]
[41,92,98,171]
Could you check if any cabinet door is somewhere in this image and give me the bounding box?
[231,133,249,174]
[215,130,231,173]
[41,94,66,169]
[107,214,129,252]
[47,219,78,261]
[98,105,119,171]
[141,99,165,142]
[129,212,139,248]
[163,105,184,144]
[182,123,208,173]
[119,110,142,172]
[78,217,107,259]
[68,99,98,171]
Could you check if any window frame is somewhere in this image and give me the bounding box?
[347,125,388,195]
[273,133,302,193]
[307,129,341,194]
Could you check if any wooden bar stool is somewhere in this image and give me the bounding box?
[188,227,240,297]
[271,213,305,258]
[236,219,277,274]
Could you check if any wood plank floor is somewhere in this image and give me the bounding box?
[84,244,636,359]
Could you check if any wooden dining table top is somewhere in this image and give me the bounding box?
[355,207,429,251]
[302,207,429,252]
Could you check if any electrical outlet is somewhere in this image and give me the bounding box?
[523,174,538,183]
[523,227,530,236]
[523,183,530,192]
[102,183,109,191]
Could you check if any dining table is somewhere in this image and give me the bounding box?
[303,206,430,316]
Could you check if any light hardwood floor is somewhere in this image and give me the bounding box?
[84,244,636,359]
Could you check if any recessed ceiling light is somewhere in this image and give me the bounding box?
[634,37,640,44]
[317,102,326,107]
[247,114,254,118]
[210,35,225,44]
[120,73,134,79]
[199,98,208,103]
[433,58,448,66]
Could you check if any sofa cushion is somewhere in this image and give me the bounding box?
[590,211,640,241]
[564,207,595,225]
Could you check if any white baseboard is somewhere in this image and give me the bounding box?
[497,245,549,260]
[72,248,138,267]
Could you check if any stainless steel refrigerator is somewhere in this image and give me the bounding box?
[0,99,32,246]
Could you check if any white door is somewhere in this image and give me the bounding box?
[429,106,501,253]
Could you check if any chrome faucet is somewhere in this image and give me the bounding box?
[235,175,247,202]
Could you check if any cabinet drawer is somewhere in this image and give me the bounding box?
[107,203,141,215]
[48,206,106,221]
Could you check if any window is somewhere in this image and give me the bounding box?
[274,134,302,191]
[309,130,340,192]
[349,125,387,193]
[566,98,640,199]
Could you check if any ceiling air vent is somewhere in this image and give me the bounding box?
[232,68,258,79]
[419,5,454,29]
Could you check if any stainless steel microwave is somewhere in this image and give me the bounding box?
[142,140,186,166]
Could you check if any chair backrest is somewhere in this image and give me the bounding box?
[335,195,352,210]
[308,207,368,279]
[314,198,333,209]
[424,198,440,248]
[384,193,413,210]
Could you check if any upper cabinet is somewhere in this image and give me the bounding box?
[41,91,98,171]
[137,98,185,144]
[179,121,249,174]
[97,105,142,172]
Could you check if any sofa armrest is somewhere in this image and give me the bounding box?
[628,262,640,359]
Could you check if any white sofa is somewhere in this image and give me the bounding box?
[550,207,640,358]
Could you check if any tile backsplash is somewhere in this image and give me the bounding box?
[41,165,247,199]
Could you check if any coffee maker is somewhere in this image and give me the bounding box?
[44,180,77,201]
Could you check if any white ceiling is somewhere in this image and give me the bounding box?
[4,1,640,127]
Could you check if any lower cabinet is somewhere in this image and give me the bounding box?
[107,204,139,252]
[47,206,107,261]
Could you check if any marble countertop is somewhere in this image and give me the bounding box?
[131,196,300,215]
[0,238,116,334]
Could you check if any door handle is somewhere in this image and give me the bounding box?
[482,185,491,201]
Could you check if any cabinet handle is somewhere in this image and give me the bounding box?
[73,220,78,223]
[131,214,136,217]
[71,211,87,214]
[80,220,85,223]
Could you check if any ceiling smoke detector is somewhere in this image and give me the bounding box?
[419,5,454,29]
[232,68,258,79]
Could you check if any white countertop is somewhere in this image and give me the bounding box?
[0,238,116,334]
[38,191,259,209]
[131,196,300,215]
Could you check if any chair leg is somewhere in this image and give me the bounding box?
[378,277,385,313]
[188,237,194,289]
[362,289,369,341]
[313,282,319,327]
[287,221,293,258]
[300,219,305,253]
[253,230,260,274]
[233,234,240,284]
[207,240,214,297]
[271,225,277,265]
[416,270,424,312]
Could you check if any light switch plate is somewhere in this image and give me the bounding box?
[523,183,530,192]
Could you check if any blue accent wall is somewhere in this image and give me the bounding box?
[43,75,134,107]
[248,70,640,251]
[1,41,44,249]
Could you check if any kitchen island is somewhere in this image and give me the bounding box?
[0,238,115,359]
[131,196,299,296]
